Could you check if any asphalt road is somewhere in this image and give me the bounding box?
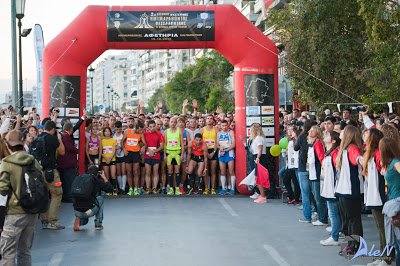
[30,195,392,266]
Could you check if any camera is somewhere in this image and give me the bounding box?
[351,106,366,112]
[98,171,103,174]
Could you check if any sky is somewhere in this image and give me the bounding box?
[0,0,173,94]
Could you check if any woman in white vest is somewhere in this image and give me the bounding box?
[362,128,394,265]
[320,131,341,246]
[334,125,364,255]
[283,125,301,204]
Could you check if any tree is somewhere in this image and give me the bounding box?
[357,0,400,105]
[268,0,372,106]
[160,50,234,113]
[148,87,170,114]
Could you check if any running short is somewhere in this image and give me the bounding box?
[145,158,160,165]
[88,154,100,165]
[166,150,181,166]
[208,149,218,161]
[191,153,205,163]
[125,151,140,164]
[116,157,125,164]
[219,153,235,163]
[103,161,116,166]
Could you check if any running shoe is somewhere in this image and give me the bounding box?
[203,188,209,195]
[139,188,145,195]
[193,189,199,194]
[229,190,235,195]
[105,193,111,196]
[216,187,222,194]
[254,196,267,203]
[145,189,151,195]
[175,187,182,195]
[101,191,106,196]
[112,189,118,196]
[134,189,140,196]
[179,187,185,195]
[162,188,167,194]
[73,217,80,231]
[312,220,329,226]
[299,218,311,223]
[288,199,295,204]
[250,192,260,199]
[152,188,158,194]
[167,187,174,195]
[187,187,193,195]
[127,188,134,196]
[211,189,216,195]
[219,189,226,195]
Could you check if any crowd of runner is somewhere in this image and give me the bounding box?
[0,99,399,265]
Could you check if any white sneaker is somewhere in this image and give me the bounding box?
[312,212,318,221]
[338,232,345,239]
[367,260,389,266]
[297,205,303,210]
[312,220,329,226]
[375,260,390,266]
[250,192,260,199]
[326,226,332,233]
[320,236,339,246]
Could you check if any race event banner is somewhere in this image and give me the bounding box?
[49,75,81,148]
[244,74,276,177]
[33,24,44,117]
[107,11,215,42]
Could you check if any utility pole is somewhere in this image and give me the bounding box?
[11,0,18,108]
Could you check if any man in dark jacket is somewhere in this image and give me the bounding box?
[57,122,79,203]
[73,166,113,231]
[0,130,44,264]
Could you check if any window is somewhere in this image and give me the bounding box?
[124,92,128,98]
[123,71,127,75]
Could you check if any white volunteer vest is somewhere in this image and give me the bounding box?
[307,145,317,181]
[320,155,336,199]
[364,159,383,207]
[335,150,364,196]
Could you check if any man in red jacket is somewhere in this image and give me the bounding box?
[57,122,79,203]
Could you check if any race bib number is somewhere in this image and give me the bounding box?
[115,138,122,145]
[103,146,112,154]
[205,139,215,147]
[146,147,157,155]
[168,140,178,147]
[89,143,98,151]
[220,140,229,149]
[184,138,187,146]
[127,138,139,146]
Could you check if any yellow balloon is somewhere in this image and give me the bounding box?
[270,145,282,157]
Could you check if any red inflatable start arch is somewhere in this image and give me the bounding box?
[42,4,278,194]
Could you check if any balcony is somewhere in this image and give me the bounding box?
[241,1,255,17]
[246,13,259,22]
[254,0,264,13]
[269,0,290,10]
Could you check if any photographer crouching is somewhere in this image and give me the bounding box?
[72,166,113,231]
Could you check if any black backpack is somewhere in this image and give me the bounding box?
[29,133,50,169]
[71,173,96,200]
[11,162,49,214]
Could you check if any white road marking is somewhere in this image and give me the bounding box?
[48,252,64,266]
[263,245,290,266]
[218,198,239,217]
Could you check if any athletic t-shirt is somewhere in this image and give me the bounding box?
[113,133,124,158]
[144,131,164,160]
[101,138,117,162]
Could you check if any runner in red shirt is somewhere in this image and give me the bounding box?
[143,120,164,194]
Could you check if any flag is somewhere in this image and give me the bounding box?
[239,169,256,186]
[256,163,270,189]
[33,24,45,117]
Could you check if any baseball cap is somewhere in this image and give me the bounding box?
[6,130,24,147]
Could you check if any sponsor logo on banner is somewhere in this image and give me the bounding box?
[262,106,274,115]
[265,138,275,147]
[246,116,261,126]
[262,117,274,126]
[246,106,260,115]
[262,127,275,136]
[247,128,251,137]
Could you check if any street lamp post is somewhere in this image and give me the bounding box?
[107,85,110,112]
[111,88,114,111]
[16,0,31,115]
[88,65,95,114]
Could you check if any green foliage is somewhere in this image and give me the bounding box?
[149,50,234,114]
[148,87,170,113]
[357,0,400,105]
[268,0,372,106]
